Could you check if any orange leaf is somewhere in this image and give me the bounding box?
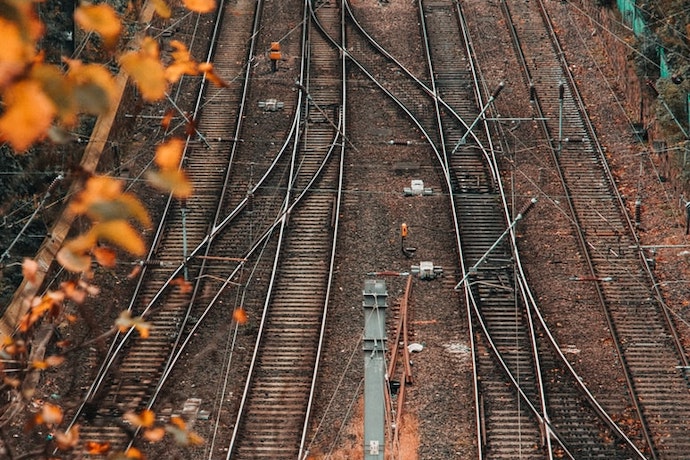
[22,258,39,283]
[150,0,172,18]
[233,307,248,325]
[198,62,228,87]
[182,0,216,13]
[91,220,147,256]
[165,40,198,83]
[69,175,124,216]
[30,63,77,126]
[125,447,144,459]
[144,426,166,442]
[133,318,151,338]
[57,239,94,273]
[37,403,63,426]
[54,425,80,450]
[61,280,86,303]
[161,109,174,130]
[118,37,167,101]
[154,138,185,170]
[145,169,193,199]
[0,79,56,151]
[124,409,155,428]
[85,440,111,454]
[74,3,122,49]
[0,16,39,88]
[115,310,134,332]
[64,59,117,114]
[170,277,192,294]
[93,246,117,267]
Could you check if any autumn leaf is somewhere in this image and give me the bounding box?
[57,234,96,273]
[165,40,198,83]
[22,258,39,284]
[32,355,65,369]
[170,277,192,294]
[233,307,248,325]
[118,37,167,101]
[64,59,117,115]
[91,220,146,256]
[150,0,172,18]
[85,441,111,454]
[61,280,86,303]
[161,109,174,129]
[154,138,185,170]
[166,416,204,445]
[30,63,77,126]
[69,176,151,227]
[115,310,151,338]
[0,79,56,151]
[35,403,63,426]
[182,0,216,13]
[124,409,155,428]
[55,425,80,450]
[198,62,228,87]
[144,426,166,442]
[0,16,40,89]
[74,3,122,49]
[145,169,193,199]
[92,246,117,267]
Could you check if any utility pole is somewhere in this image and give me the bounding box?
[362,279,388,460]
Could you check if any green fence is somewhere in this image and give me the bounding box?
[617,0,669,78]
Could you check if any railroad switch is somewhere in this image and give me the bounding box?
[258,98,284,111]
[403,179,433,196]
[411,261,442,280]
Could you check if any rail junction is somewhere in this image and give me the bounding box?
[13,0,690,458]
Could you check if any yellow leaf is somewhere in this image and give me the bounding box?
[124,409,155,428]
[155,138,184,170]
[118,37,167,101]
[182,0,216,13]
[150,0,171,18]
[145,169,193,199]
[198,62,228,87]
[30,63,77,126]
[0,17,39,89]
[65,59,117,115]
[165,41,198,83]
[115,310,134,332]
[57,239,94,273]
[69,176,124,216]
[74,3,122,49]
[0,79,56,151]
[91,220,146,256]
[70,176,150,226]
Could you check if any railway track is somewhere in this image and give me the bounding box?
[500,0,690,457]
[65,0,303,454]
[226,1,345,457]
[26,0,690,457]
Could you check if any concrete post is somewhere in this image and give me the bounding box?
[362,279,388,460]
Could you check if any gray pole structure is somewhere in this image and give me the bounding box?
[362,279,388,460]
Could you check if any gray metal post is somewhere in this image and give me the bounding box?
[558,82,564,155]
[362,279,388,460]
[451,82,504,153]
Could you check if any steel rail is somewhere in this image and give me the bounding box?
[227,0,345,455]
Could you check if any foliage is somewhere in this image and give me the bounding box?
[0,0,237,456]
